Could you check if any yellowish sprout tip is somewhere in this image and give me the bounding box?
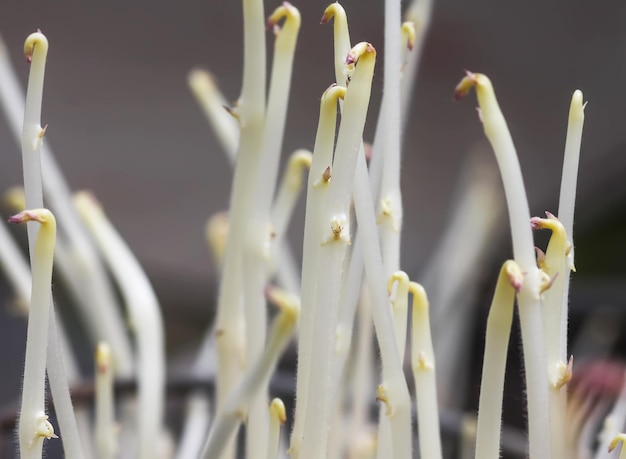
[345,42,376,69]
[24,31,48,63]
[285,150,313,190]
[401,21,416,51]
[387,270,409,296]
[269,398,287,425]
[320,2,346,25]
[96,342,112,374]
[3,186,26,211]
[408,281,428,313]
[609,433,626,453]
[8,208,54,226]
[267,2,301,30]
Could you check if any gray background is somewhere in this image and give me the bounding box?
[0,0,625,451]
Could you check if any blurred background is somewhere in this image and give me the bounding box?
[0,0,625,457]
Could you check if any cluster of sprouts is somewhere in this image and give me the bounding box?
[2,1,626,459]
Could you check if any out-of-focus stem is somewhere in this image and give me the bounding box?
[378,0,403,276]
[176,393,211,459]
[409,282,442,459]
[268,148,311,294]
[475,261,521,459]
[267,398,286,459]
[270,149,312,273]
[609,434,626,459]
[201,288,298,459]
[95,343,117,459]
[401,0,434,125]
[188,68,239,162]
[74,192,165,459]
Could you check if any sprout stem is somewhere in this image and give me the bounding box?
[188,68,239,162]
[12,209,58,459]
[212,3,266,456]
[74,192,165,459]
[353,150,412,459]
[409,281,442,459]
[475,261,521,459]
[298,43,377,459]
[201,288,298,459]
[290,84,346,456]
[267,398,287,459]
[557,90,584,376]
[95,343,117,459]
[455,72,550,458]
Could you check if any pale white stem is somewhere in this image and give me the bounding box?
[95,343,117,459]
[0,218,32,312]
[12,209,58,459]
[348,286,375,440]
[459,415,477,459]
[290,84,346,456]
[557,90,585,368]
[387,272,410,360]
[409,282,442,459]
[275,243,301,294]
[455,72,550,458]
[46,308,86,459]
[176,393,211,459]
[201,289,298,459]
[243,7,304,446]
[242,252,270,459]
[475,261,521,459]
[267,398,287,459]
[3,197,88,459]
[339,286,377,459]
[20,33,85,459]
[320,4,366,406]
[270,149,312,266]
[1,31,133,378]
[205,211,230,271]
[212,4,266,457]
[298,43,377,459]
[74,192,165,459]
[251,3,301,217]
[320,3,352,87]
[426,151,502,407]
[558,90,585,260]
[532,213,575,459]
[401,0,434,124]
[327,394,345,459]
[269,149,311,293]
[21,33,47,252]
[188,68,239,162]
[378,0,403,276]
[353,151,411,459]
